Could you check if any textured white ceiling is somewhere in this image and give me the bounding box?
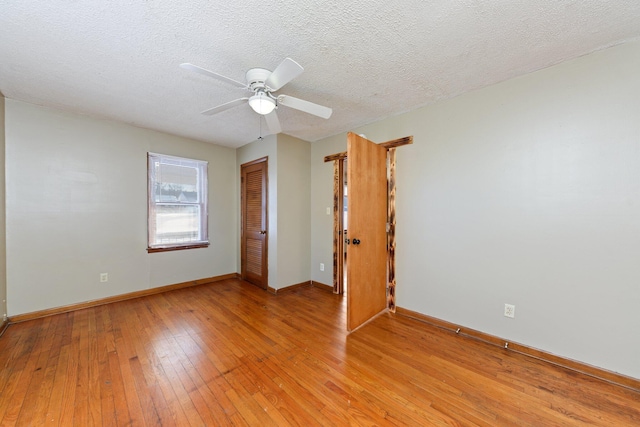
[2,1,640,148]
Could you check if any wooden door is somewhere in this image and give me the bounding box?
[347,133,388,331]
[241,158,268,289]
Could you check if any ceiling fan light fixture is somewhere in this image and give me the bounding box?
[248,92,276,115]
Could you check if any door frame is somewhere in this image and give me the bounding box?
[333,158,346,295]
[240,156,268,289]
[324,136,412,313]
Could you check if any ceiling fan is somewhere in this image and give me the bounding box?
[180,58,332,135]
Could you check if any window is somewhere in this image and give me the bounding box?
[148,153,208,252]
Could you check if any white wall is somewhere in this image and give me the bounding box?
[0,94,6,321]
[5,100,238,316]
[310,135,345,287]
[311,40,640,379]
[276,134,311,287]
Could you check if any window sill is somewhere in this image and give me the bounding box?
[147,243,210,253]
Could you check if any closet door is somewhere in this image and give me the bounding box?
[241,158,268,289]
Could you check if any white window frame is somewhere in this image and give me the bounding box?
[147,152,209,252]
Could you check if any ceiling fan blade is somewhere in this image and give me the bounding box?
[264,110,282,134]
[265,58,304,91]
[278,95,332,119]
[201,98,248,115]
[180,63,246,88]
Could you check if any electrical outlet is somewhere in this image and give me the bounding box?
[504,304,515,318]
[2,314,7,322]
[100,273,108,283]
[320,263,325,271]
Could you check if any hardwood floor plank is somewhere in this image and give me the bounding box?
[131,302,197,427]
[45,343,70,425]
[30,315,69,426]
[239,355,325,426]
[345,332,494,424]
[72,311,92,426]
[4,317,56,426]
[317,355,456,426]
[106,350,132,426]
[224,387,267,426]
[111,302,149,426]
[261,360,337,425]
[355,320,560,425]
[128,354,163,426]
[123,313,177,427]
[252,391,293,426]
[19,317,64,427]
[1,279,639,426]
[87,308,105,426]
[174,334,237,408]
[150,338,207,426]
[57,315,81,426]
[176,358,234,426]
[94,308,117,426]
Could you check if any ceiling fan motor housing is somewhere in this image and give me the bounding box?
[246,68,272,92]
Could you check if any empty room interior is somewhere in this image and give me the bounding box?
[1,1,640,425]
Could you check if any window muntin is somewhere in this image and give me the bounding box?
[148,153,208,251]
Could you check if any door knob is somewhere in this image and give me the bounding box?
[352,238,361,245]
[260,230,266,235]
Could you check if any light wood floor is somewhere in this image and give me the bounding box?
[0,279,638,426]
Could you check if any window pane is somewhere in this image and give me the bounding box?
[153,205,200,244]
[154,163,199,203]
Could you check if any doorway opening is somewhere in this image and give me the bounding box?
[331,156,349,295]
[340,158,348,294]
